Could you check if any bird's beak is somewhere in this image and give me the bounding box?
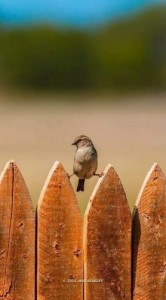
[71,142,76,146]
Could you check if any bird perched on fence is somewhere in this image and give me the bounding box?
[70,135,101,192]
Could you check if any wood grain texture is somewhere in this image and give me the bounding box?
[37,161,83,300]
[84,164,131,300]
[0,161,35,300]
[132,163,166,299]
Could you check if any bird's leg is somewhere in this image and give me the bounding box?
[67,173,74,179]
[94,172,104,177]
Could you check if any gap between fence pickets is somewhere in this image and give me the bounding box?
[37,160,60,209]
[133,162,158,214]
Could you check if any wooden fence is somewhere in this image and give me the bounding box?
[0,160,166,300]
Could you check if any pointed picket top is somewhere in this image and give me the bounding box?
[132,163,166,299]
[0,160,35,300]
[84,164,131,300]
[0,160,13,183]
[38,160,60,209]
[134,162,158,210]
[85,163,112,218]
[37,161,83,300]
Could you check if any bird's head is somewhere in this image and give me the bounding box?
[71,135,93,148]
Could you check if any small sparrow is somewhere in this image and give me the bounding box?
[71,135,100,192]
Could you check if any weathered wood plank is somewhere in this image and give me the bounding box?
[132,163,166,299]
[0,161,35,300]
[84,164,131,300]
[37,161,83,300]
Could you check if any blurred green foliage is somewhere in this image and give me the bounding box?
[0,6,165,91]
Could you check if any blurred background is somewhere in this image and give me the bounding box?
[0,0,166,213]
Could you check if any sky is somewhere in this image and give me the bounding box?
[0,0,164,27]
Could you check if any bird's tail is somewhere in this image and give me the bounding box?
[77,179,85,192]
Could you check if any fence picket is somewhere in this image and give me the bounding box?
[84,164,131,300]
[132,163,166,299]
[0,161,35,299]
[37,161,83,300]
[1,159,166,299]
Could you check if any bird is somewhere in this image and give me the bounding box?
[70,135,101,192]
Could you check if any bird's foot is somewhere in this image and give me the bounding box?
[94,172,104,178]
[67,173,74,179]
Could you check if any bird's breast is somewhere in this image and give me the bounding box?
[75,147,96,162]
[73,146,98,179]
